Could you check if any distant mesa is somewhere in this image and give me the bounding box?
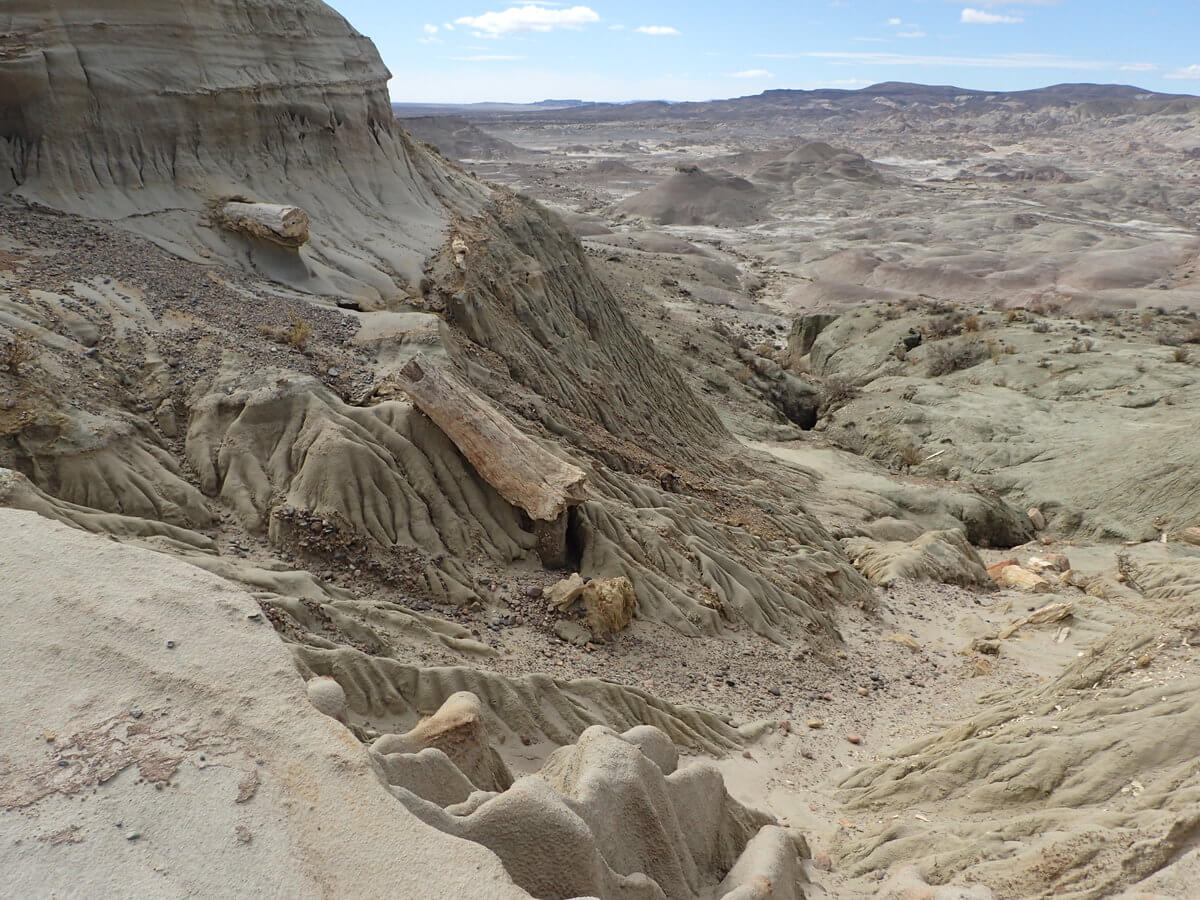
[616,164,770,226]
[957,162,1077,184]
[397,115,533,162]
[591,158,642,175]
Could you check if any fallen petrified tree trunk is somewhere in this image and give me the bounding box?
[396,356,586,565]
[218,201,310,247]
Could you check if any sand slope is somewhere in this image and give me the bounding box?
[0,508,528,899]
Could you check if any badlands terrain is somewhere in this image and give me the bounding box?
[3,2,1200,898]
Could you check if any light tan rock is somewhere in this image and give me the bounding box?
[1178,526,1200,547]
[1027,507,1047,531]
[1028,553,1071,573]
[372,691,512,794]
[885,632,922,653]
[987,558,1018,584]
[306,675,347,722]
[996,564,1053,594]
[581,576,638,636]
[547,573,587,610]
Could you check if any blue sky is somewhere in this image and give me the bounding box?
[331,1,1200,103]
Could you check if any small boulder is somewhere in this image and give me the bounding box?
[1027,507,1047,531]
[546,573,586,610]
[553,620,592,646]
[306,676,347,722]
[581,576,637,636]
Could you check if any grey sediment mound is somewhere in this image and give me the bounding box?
[0,2,857,895]
[1,0,483,307]
[753,142,882,187]
[798,301,1200,540]
[842,529,991,587]
[616,165,770,226]
[833,547,1200,898]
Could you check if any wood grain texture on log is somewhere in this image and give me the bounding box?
[397,355,586,521]
[219,202,310,247]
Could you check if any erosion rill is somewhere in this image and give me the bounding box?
[3,1,1200,898]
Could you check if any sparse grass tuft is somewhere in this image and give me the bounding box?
[963,314,983,333]
[1172,346,1191,364]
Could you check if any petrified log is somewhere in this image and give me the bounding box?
[219,201,310,247]
[396,356,586,563]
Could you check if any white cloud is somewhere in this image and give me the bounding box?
[961,8,1023,24]
[1165,64,1200,80]
[1116,63,1157,72]
[443,23,455,30]
[887,17,902,25]
[609,24,625,30]
[454,5,599,35]
[635,25,680,35]
[729,69,773,79]
[448,54,527,61]
[423,24,439,34]
[897,30,926,37]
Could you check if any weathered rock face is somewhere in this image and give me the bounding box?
[0,0,479,303]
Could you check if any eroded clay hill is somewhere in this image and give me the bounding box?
[0,1,861,895]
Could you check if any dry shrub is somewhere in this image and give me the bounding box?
[1004,309,1024,324]
[286,318,312,349]
[895,441,924,471]
[0,333,38,376]
[1185,323,1200,344]
[1066,338,1094,354]
[257,317,313,350]
[923,312,964,340]
[819,375,859,415]
[1173,346,1192,364]
[926,340,985,377]
[1031,320,1050,334]
[963,314,983,332]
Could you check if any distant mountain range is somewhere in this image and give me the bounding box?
[393,82,1200,124]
